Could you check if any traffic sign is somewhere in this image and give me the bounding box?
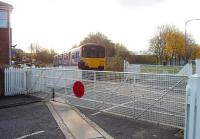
[73,81,85,98]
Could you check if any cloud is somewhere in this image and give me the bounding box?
[119,0,164,8]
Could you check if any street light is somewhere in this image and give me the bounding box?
[185,18,200,62]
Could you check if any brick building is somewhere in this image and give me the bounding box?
[0,1,13,96]
[0,1,13,65]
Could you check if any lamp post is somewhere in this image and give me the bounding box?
[185,18,200,62]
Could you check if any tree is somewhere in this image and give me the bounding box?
[164,29,185,65]
[105,43,130,71]
[79,32,115,57]
[28,43,57,66]
[149,24,193,65]
[148,25,176,64]
[191,44,200,59]
[185,35,196,61]
[114,43,130,60]
[149,34,165,64]
[29,43,41,58]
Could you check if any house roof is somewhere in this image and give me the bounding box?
[0,1,13,11]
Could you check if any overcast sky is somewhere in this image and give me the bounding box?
[3,0,200,53]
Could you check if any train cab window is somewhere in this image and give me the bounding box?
[82,45,105,58]
[72,54,75,59]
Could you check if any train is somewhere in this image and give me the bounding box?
[53,43,106,70]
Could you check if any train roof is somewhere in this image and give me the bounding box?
[80,43,104,47]
[68,46,81,52]
[54,43,105,57]
[54,46,81,57]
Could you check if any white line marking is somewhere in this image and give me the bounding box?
[15,130,45,139]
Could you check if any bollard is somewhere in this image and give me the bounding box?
[52,88,55,101]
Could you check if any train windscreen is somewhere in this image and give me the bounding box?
[82,45,105,58]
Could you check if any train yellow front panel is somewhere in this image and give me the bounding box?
[82,58,105,68]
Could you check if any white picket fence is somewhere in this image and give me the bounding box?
[4,67,27,96]
[3,66,79,96]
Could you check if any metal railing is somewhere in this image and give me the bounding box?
[124,61,186,75]
[27,68,188,129]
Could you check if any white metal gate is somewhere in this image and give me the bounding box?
[28,68,187,129]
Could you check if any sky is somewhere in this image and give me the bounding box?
[3,0,200,53]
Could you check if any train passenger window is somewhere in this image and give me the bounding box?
[76,52,79,58]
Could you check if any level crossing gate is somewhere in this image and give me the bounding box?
[27,68,187,129]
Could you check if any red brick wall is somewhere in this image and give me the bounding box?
[0,28,9,65]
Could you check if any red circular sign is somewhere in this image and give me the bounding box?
[73,81,85,98]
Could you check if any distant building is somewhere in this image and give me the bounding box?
[0,1,13,65]
[128,55,157,65]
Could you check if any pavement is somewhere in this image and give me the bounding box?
[49,101,112,139]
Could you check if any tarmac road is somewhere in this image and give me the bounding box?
[78,107,183,139]
[0,96,65,139]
